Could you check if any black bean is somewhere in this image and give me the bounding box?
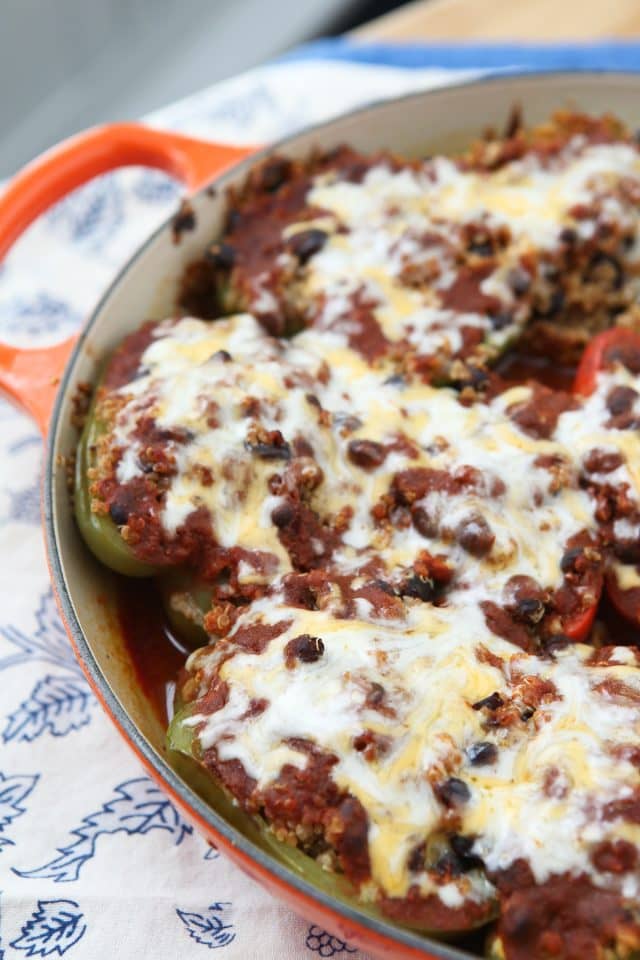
[516,597,546,624]
[449,834,484,871]
[407,841,426,873]
[400,574,435,602]
[288,228,328,265]
[543,634,571,658]
[205,242,236,269]
[212,349,232,363]
[467,366,490,388]
[450,834,474,858]
[109,502,128,526]
[271,502,294,528]
[245,440,291,460]
[297,635,324,663]
[472,692,503,711]
[507,267,531,297]
[437,777,470,807]
[468,240,493,258]
[347,439,386,470]
[607,385,638,417]
[490,312,514,331]
[502,904,534,938]
[559,227,578,245]
[520,706,535,721]
[286,633,325,665]
[560,547,583,573]
[468,741,498,766]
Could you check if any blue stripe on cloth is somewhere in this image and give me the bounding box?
[280,38,640,72]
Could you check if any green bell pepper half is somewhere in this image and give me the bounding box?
[74,381,160,578]
[167,701,498,936]
[160,571,213,647]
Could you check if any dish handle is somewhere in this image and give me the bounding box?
[0,123,257,435]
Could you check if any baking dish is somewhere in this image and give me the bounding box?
[2,71,640,960]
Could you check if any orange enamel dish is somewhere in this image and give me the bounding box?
[3,73,640,960]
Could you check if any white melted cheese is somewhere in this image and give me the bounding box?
[556,366,640,496]
[304,165,512,354]
[110,314,610,605]
[293,139,640,363]
[117,312,640,906]
[104,137,640,910]
[190,598,640,902]
[428,143,640,248]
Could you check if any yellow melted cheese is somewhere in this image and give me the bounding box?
[106,138,640,910]
[111,313,624,605]
[123,313,640,905]
[296,140,640,361]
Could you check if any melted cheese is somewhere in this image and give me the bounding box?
[101,137,640,913]
[110,314,608,604]
[292,139,640,364]
[190,598,640,902]
[613,562,640,591]
[126,314,640,905]
[430,144,640,247]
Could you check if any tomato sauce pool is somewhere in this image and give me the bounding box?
[117,350,640,725]
[117,578,192,724]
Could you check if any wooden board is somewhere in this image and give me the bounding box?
[358,0,640,40]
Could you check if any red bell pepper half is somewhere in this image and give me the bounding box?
[574,327,640,396]
[563,602,599,641]
[574,327,640,628]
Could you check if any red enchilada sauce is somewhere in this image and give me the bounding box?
[117,344,640,719]
[117,578,189,723]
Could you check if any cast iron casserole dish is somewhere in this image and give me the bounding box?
[3,73,640,960]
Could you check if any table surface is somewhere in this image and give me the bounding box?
[360,0,640,40]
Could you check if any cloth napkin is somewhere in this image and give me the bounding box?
[1,39,639,960]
